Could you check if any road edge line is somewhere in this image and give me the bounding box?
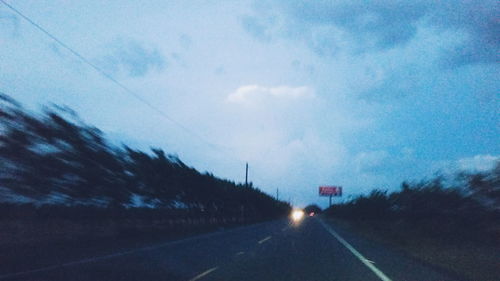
[317,218,393,281]
[188,266,218,281]
[258,236,272,244]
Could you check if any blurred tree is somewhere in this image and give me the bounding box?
[0,93,291,219]
[459,162,500,209]
[304,204,322,214]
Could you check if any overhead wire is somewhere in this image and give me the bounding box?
[0,0,240,162]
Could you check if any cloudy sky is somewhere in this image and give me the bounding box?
[1,0,498,207]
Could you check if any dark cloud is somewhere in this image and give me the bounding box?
[98,39,166,78]
[243,0,499,66]
[289,1,427,52]
[430,1,500,67]
[241,15,274,41]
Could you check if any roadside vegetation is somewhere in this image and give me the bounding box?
[303,204,322,215]
[325,165,499,281]
[0,93,290,248]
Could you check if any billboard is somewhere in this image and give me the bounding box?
[319,186,342,197]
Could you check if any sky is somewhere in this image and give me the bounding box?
[1,0,498,208]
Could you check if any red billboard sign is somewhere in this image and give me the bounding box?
[319,186,342,197]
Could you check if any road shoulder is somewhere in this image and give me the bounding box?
[319,216,467,281]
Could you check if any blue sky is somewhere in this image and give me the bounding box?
[1,0,498,207]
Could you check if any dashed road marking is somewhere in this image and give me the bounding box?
[258,236,272,244]
[317,218,393,281]
[235,251,245,256]
[281,227,288,231]
[0,219,279,280]
[188,267,218,281]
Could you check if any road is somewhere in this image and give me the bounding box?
[0,216,459,281]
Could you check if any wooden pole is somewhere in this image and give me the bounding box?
[245,162,248,187]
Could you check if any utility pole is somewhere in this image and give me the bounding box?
[276,188,279,201]
[245,162,248,188]
[241,162,249,222]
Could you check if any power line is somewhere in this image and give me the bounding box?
[0,0,227,154]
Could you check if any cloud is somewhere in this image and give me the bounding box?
[427,1,500,66]
[457,154,499,172]
[217,83,355,205]
[97,39,166,78]
[227,85,314,104]
[353,150,389,174]
[241,14,282,42]
[0,10,19,38]
[432,154,500,175]
[243,0,499,66]
[291,1,426,53]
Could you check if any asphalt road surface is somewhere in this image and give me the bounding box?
[0,216,459,281]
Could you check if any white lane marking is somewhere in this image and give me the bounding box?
[258,236,272,244]
[235,251,245,256]
[317,218,393,281]
[188,267,218,281]
[281,227,288,231]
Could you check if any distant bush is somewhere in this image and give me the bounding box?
[326,190,392,219]
[325,166,500,229]
[303,204,322,214]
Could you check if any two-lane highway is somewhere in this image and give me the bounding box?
[1,217,458,281]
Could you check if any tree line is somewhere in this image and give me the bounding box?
[325,164,499,241]
[0,93,290,220]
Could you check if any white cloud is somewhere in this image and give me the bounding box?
[353,150,389,174]
[457,154,499,172]
[227,85,314,104]
[431,154,499,176]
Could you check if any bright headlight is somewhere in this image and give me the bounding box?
[291,209,304,221]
